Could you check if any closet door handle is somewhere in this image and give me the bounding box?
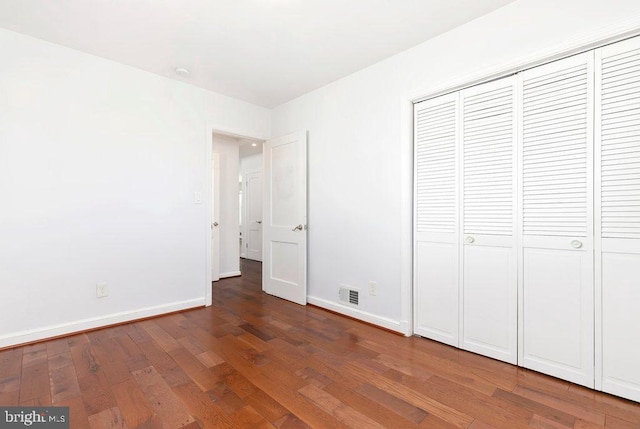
[571,240,583,249]
[465,236,475,244]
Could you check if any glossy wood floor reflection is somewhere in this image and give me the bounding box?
[2,260,640,428]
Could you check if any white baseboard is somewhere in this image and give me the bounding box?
[0,298,205,349]
[399,320,411,337]
[307,296,403,334]
[219,271,241,278]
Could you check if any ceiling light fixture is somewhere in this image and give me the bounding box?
[251,143,257,147]
[174,67,190,76]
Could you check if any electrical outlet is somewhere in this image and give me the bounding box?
[96,282,108,298]
[368,281,377,296]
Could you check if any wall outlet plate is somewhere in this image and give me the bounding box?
[96,282,108,298]
[368,281,377,296]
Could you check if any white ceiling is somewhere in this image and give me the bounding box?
[239,138,264,159]
[0,0,514,107]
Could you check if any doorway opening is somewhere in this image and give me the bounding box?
[239,139,264,263]
[211,132,264,284]
[208,129,308,307]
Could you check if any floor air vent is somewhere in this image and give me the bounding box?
[339,286,359,306]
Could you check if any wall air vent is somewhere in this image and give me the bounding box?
[338,285,359,306]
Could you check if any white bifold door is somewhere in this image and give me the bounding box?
[596,36,640,401]
[460,78,518,364]
[519,52,594,387]
[413,80,518,363]
[414,93,460,347]
[414,34,640,401]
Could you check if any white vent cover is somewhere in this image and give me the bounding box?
[338,285,359,306]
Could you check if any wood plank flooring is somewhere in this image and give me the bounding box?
[1,259,639,428]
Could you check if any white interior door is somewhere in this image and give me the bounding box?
[460,77,518,364]
[211,153,221,282]
[245,170,263,261]
[596,36,640,402]
[519,52,594,387]
[262,131,307,305]
[413,92,460,347]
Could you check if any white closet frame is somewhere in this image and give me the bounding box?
[414,34,640,402]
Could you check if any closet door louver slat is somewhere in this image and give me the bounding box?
[601,47,640,238]
[522,64,589,237]
[415,101,457,234]
[463,85,514,237]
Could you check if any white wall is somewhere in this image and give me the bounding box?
[0,28,270,347]
[271,0,640,333]
[3,1,640,348]
[212,134,241,277]
[240,153,263,175]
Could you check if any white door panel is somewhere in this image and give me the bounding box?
[519,52,594,387]
[413,92,460,346]
[460,77,517,364]
[596,35,640,402]
[245,170,263,262]
[414,241,458,346]
[263,131,307,305]
[463,244,516,363]
[522,247,593,386]
[601,252,640,400]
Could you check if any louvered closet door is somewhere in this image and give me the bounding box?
[460,77,517,364]
[596,36,640,402]
[520,53,594,387]
[414,93,459,346]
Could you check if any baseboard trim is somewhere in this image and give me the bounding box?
[0,298,205,349]
[307,296,403,334]
[219,271,242,279]
[399,320,411,337]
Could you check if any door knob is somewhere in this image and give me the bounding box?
[256,220,262,224]
[292,224,303,231]
[213,222,219,227]
[465,236,475,244]
[571,240,583,249]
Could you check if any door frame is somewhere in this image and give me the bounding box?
[205,125,269,306]
[211,153,221,283]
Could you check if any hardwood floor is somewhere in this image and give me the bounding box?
[1,259,639,428]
